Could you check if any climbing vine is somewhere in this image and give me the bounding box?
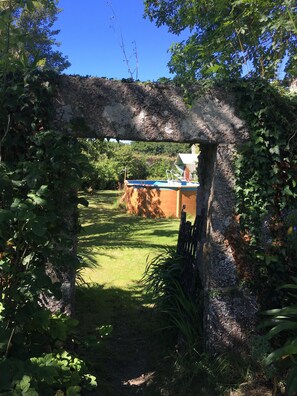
[230,79,297,308]
[0,66,96,393]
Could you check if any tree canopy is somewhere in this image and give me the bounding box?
[131,141,190,156]
[144,0,297,82]
[0,0,70,72]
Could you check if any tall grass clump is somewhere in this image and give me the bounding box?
[143,247,203,353]
[143,247,255,395]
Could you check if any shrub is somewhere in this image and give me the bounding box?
[262,277,297,396]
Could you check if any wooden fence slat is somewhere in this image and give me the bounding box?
[176,208,200,295]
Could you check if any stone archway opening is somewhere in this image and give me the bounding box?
[54,75,258,350]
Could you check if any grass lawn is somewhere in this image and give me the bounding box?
[76,190,181,395]
[78,190,180,289]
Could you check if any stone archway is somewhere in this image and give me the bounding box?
[54,75,258,349]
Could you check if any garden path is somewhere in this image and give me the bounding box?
[76,191,180,395]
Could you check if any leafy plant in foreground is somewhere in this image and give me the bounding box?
[262,277,297,396]
[0,1,97,393]
[143,248,254,395]
[0,131,97,394]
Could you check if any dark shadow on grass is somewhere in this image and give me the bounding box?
[75,283,218,396]
[75,282,175,396]
[78,192,179,261]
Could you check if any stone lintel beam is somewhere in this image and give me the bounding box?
[53,75,248,145]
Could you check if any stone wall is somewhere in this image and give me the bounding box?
[54,75,257,350]
[197,145,258,350]
[54,75,248,144]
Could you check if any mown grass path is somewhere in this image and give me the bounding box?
[76,191,180,395]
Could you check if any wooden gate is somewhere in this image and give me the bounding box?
[177,206,202,294]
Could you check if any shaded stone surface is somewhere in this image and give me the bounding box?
[206,289,259,350]
[54,75,248,145]
[195,144,258,350]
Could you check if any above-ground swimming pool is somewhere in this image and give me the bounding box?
[122,179,199,218]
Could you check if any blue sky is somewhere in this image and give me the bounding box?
[55,0,187,81]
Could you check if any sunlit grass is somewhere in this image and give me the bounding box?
[78,190,180,289]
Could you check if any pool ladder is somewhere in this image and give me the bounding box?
[166,169,181,186]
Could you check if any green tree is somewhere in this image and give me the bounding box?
[80,138,118,161]
[0,0,69,72]
[147,157,173,179]
[113,145,148,182]
[80,141,149,189]
[16,0,70,72]
[131,141,190,156]
[0,1,62,161]
[144,0,297,82]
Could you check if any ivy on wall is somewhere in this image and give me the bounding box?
[230,79,297,308]
[0,67,96,393]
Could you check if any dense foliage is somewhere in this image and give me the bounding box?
[80,140,147,189]
[0,0,70,72]
[80,139,191,190]
[228,80,297,394]
[0,68,97,396]
[230,79,297,309]
[130,141,190,156]
[144,0,297,82]
[0,1,96,393]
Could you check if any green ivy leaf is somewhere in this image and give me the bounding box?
[27,193,46,206]
[36,185,49,196]
[22,253,35,267]
[18,375,31,392]
[84,374,97,388]
[269,145,280,155]
[283,185,295,197]
[23,389,38,396]
[29,220,47,237]
[66,385,81,396]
